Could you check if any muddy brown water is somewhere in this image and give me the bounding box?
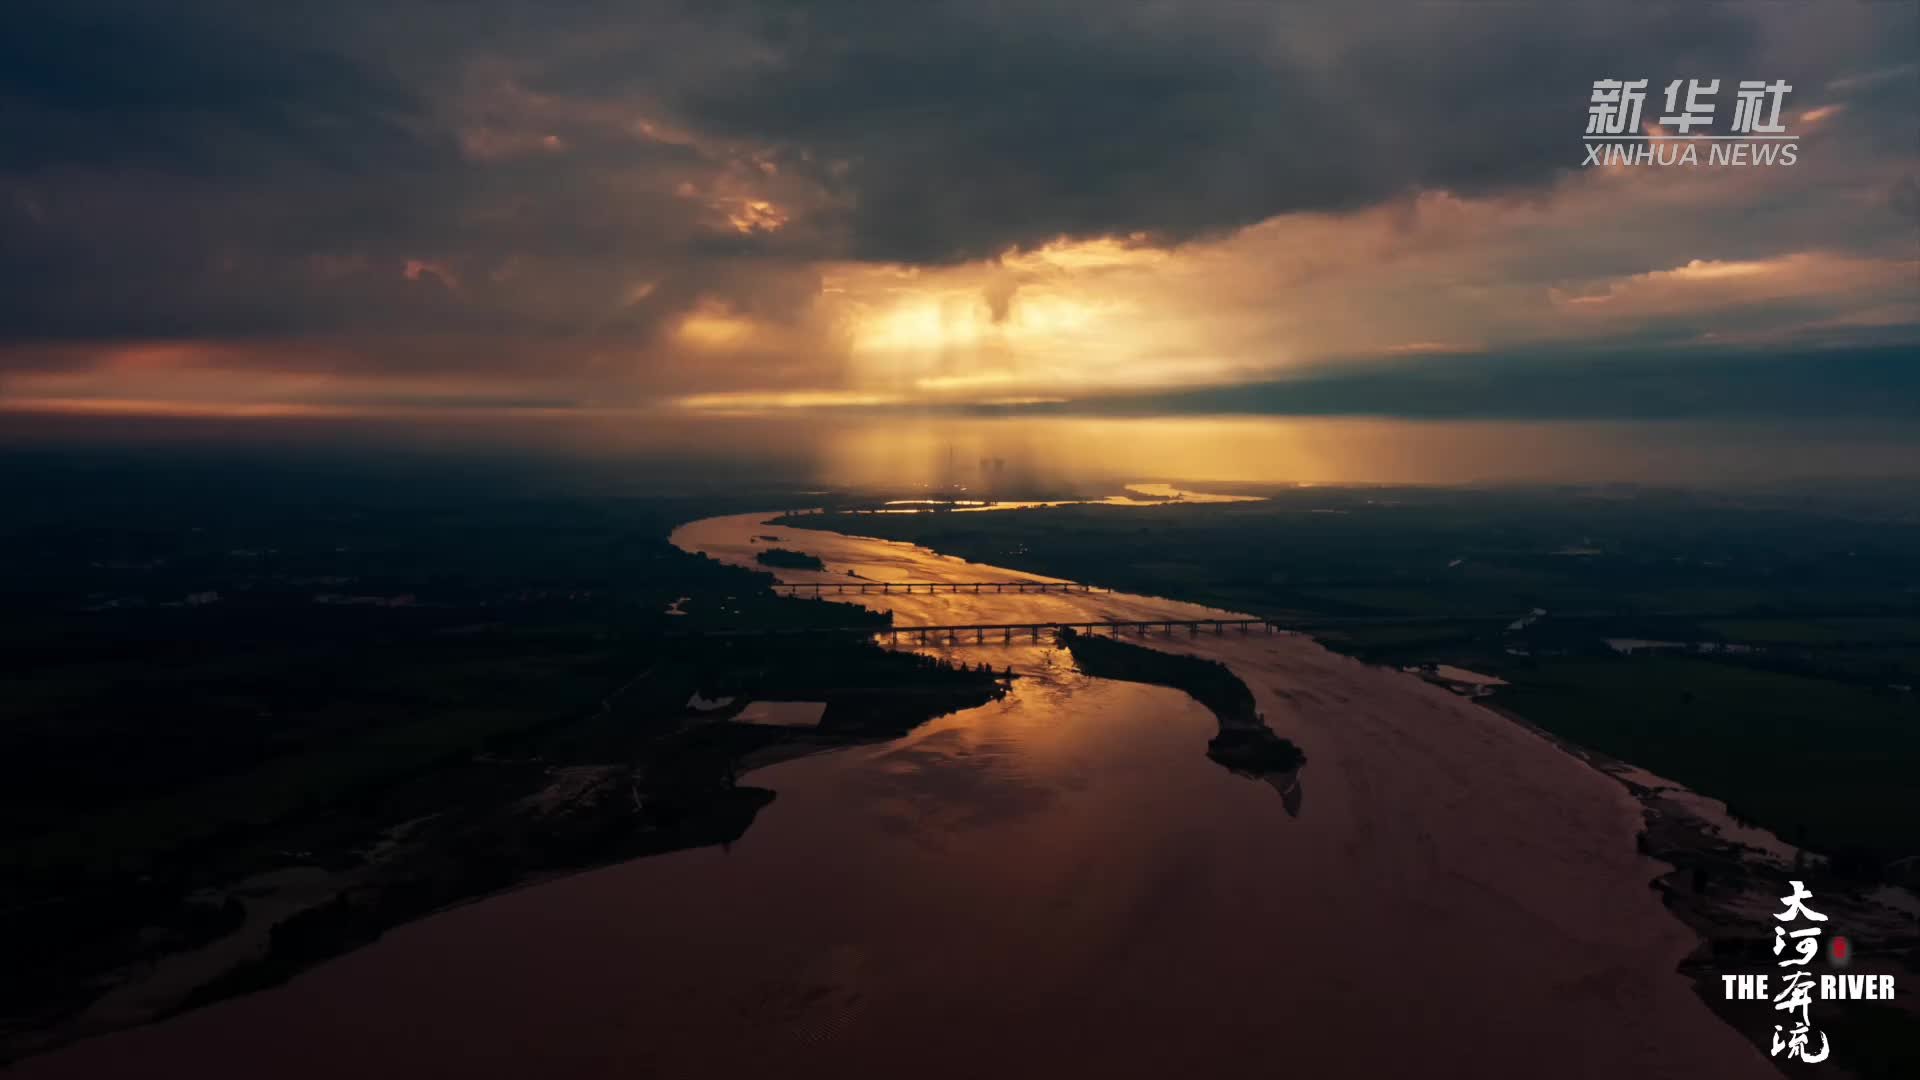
[16,512,1774,1079]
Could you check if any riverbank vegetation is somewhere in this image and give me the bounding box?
[753,547,826,570]
[1057,629,1305,775]
[0,460,1001,1061]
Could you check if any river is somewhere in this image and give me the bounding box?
[15,511,1775,1079]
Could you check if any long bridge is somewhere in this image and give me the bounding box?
[668,617,1280,643]
[771,580,1109,596]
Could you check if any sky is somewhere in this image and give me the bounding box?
[1,1,1916,458]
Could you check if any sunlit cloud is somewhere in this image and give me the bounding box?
[0,397,366,419]
[1,0,1912,432]
[1549,253,1919,322]
[402,259,462,294]
[724,198,788,235]
[1383,342,1481,355]
[673,389,905,413]
[675,305,760,348]
[1797,104,1845,129]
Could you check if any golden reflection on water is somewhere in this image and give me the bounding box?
[15,509,1780,1080]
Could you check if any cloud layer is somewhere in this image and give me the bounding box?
[1,1,1915,424]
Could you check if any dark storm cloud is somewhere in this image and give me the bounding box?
[0,0,1912,379]
[0,3,434,173]
[665,0,1768,262]
[1056,343,1920,421]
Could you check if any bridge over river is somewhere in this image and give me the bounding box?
[11,508,1778,1080]
[667,616,1280,643]
[771,580,1109,595]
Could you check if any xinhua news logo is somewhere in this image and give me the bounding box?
[1584,78,1799,167]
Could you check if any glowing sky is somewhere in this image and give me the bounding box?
[1,2,1915,431]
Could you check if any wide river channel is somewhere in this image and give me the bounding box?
[19,510,1776,1079]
